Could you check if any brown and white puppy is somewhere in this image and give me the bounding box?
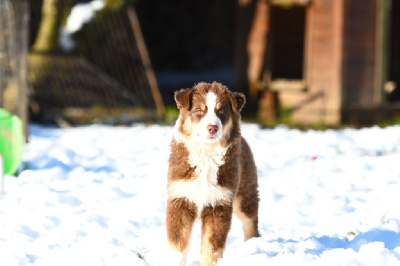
[166,82,259,266]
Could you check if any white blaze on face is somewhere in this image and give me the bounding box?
[197,92,223,143]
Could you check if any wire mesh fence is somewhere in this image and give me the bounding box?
[0,0,165,126]
[28,0,165,124]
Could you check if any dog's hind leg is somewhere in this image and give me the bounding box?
[166,198,197,265]
[233,196,259,240]
[200,204,233,266]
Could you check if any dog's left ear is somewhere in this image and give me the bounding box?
[174,88,194,110]
[231,92,246,113]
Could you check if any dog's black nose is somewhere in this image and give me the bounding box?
[207,125,218,135]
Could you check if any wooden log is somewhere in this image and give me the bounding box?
[247,0,269,101]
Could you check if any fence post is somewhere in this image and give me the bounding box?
[127,6,165,115]
[0,0,29,141]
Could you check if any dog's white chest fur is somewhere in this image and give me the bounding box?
[169,132,233,214]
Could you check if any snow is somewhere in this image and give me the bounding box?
[2,123,400,265]
[59,0,105,51]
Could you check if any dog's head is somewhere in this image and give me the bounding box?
[174,82,245,145]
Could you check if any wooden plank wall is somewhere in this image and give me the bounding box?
[280,0,344,124]
[341,0,377,108]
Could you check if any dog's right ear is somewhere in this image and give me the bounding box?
[174,88,194,110]
[231,92,246,113]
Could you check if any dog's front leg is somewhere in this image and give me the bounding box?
[200,204,233,266]
[166,198,196,266]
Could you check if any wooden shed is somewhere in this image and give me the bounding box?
[237,0,400,125]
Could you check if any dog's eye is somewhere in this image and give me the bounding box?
[196,109,203,114]
[218,109,224,115]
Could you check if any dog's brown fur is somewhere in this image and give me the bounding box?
[166,82,259,265]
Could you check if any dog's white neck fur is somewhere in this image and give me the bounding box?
[169,93,233,214]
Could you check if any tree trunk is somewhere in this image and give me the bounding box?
[32,0,62,52]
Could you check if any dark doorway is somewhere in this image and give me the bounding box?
[387,0,400,101]
[269,6,306,80]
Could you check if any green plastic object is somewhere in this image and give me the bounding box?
[0,108,24,175]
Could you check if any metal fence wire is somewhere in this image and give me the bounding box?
[1,0,164,126]
[29,0,164,124]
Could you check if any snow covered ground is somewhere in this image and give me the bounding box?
[2,123,400,265]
